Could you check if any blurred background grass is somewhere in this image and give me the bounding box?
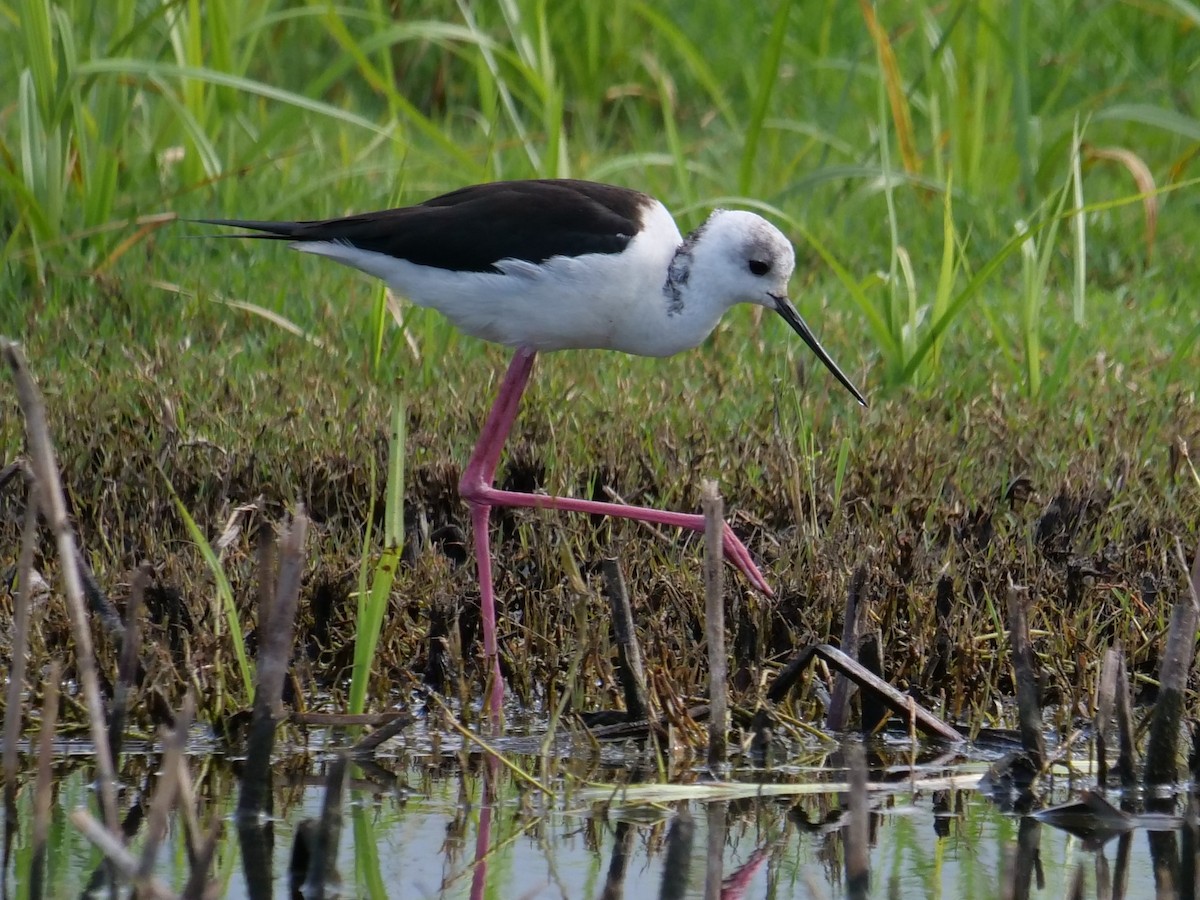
[3,0,1196,395]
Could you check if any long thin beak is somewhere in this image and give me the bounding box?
[772,294,867,407]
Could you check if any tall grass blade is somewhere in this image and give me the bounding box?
[1019,222,1041,397]
[738,0,793,195]
[16,0,57,122]
[629,1,733,126]
[1160,0,1200,29]
[385,396,406,551]
[349,400,405,717]
[74,59,396,141]
[1069,118,1086,325]
[1010,0,1034,198]
[352,804,388,899]
[858,0,920,175]
[789,220,900,363]
[1092,104,1200,143]
[1086,145,1159,266]
[457,0,541,172]
[930,170,957,373]
[163,480,254,702]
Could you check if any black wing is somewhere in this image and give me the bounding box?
[196,179,654,273]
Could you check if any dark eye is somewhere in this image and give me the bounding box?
[748,259,771,276]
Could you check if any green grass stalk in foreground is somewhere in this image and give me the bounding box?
[348,396,405,716]
[351,802,388,899]
[161,475,254,707]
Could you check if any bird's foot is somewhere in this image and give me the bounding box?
[722,523,774,597]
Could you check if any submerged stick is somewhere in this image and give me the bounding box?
[1181,794,1199,899]
[1012,816,1043,897]
[180,811,223,900]
[173,752,204,867]
[1143,540,1200,787]
[702,481,727,768]
[1,338,119,832]
[599,820,634,900]
[1006,581,1045,768]
[602,556,650,722]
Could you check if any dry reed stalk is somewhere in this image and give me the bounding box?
[1006,581,1045,768]
[1142,541,1199,787]
[238,512,308,819]
[601,556,649,721]
[828,563,868,731]
[701,481,727,768]
[2,338,120,830]
[3,481,39,808]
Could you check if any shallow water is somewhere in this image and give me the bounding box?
[2,724,1186,899]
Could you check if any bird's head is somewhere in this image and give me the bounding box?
[692,209,796,309]
[691,209,867,406]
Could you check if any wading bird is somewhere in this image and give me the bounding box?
[201,178,867,716]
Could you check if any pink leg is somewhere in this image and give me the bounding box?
[459,348,538,721]
[459,348,775,716]
[470,503,504,720]
[470,487,773,595]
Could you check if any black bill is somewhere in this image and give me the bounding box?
[772,294,867,407]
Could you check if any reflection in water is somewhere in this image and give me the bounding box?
[703,801,724,900]
[599,819,634,900]
[469,754,497,900]
[2,746,1198,897]
[659,809,694,900]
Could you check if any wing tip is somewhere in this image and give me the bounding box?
[186,218,301,239]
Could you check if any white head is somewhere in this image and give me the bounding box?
[686,209,796,311]
[686,209,867,406]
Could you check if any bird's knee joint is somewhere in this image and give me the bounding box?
[458,475,487,504]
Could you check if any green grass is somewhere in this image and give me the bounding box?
[1,0,1198,722]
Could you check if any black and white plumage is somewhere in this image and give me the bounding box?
[201,177,866,719]
[199,178,866,401]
